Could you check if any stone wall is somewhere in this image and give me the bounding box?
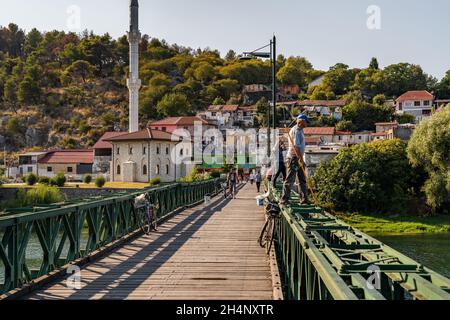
[0,187,141,204]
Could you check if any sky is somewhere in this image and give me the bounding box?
[0,0,449,79]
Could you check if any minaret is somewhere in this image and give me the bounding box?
[127,0,141,133]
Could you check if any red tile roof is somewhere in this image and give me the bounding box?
[150,116,213,126]
[207,105,239,112]
[93,132,128,149]
[280,100,345,107]
[303,127,336,135]
[38,150,94,164]
[305,137,321,145]
[335,131,352,135]
[396,91,434,102]
[375,122,398,126]
[104,128,182,142]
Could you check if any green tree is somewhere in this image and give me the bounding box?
[276,56,314,87]
[156,93,192,117]
[18,76,41,104]
[407,105,450,213]
[61,60,95,85]
[342,94,394,131]
[312,139,418,214]
[382,63,429,97]
[369,57,379,70]
[435,70,450,99]
[212,97,225,105]
[322,63,357,96]
[3,77,18,110]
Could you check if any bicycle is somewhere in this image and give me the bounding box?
[221,182,228,199]
[134,194,158,235]
[258,201,281,255]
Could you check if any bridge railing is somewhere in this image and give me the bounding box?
[268,184,450,300]
[0,179,221,295]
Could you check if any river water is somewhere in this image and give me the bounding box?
[376,233,450,278]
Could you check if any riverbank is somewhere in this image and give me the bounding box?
[337,213,450,235]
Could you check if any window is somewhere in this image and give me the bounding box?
[156,165,160,175]
[180,149,184,156]
[156,147,160,155]
[129,147,133,155]
[424,100,430,106]
[166,147,169,155]
[399,103,403,111]
[27,167,33,173]
[143,147,147,155]
[183,126,189,130]
[47,167,53,173]
[414,101,421,107]
[358,136,362,140]
[117,165,121,175]
[117,147,120,155]
[212,112,217,117]
[166,165,170,175]
[67,167,73,173]
[162,127,167,132]
[143,165,147,175]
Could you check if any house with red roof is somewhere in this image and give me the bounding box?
[37,150,94,181]
[104,128,193,183]
[149,116,216,138]
[396,90,434,122]
[199,105,257,129]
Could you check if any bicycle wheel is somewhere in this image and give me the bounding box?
[258,219,270,248]
[137,208,151,235]
[150,212,158,232]
[265,218,275,255]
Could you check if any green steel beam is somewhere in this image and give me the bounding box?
[269,184,450,301]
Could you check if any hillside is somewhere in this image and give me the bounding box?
[1,23,449,162]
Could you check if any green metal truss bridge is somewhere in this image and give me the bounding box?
[0,181,449,300]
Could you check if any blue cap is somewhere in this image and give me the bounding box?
[297,114,311,124]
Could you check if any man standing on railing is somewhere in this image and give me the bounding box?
[281,114,311,206]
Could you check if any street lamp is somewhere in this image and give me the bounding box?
[241,35,277,158]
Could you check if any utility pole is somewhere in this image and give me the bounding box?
[272,35,277,131]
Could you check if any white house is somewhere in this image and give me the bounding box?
[18,152,48,176]
[396,90,434,122]
[104,128,193,183]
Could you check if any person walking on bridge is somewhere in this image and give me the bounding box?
[281,114,311,206]
[272,141,287,187]
[255,170,262,193]
[227,169,238,199]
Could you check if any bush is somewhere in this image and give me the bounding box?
[9,185,64,208]
[25,173,38,186]
[38,176,51,185]
[312,139,419,214]
[95,176,106,188]
[50,173,66,187]
[83,175,93,184]
[178,166,212,183]
[149,177,161,186]
[407,105,450,213]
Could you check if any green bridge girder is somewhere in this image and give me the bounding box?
[268,184,450,300]
[0,180,221,297]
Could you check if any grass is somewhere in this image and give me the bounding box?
[2,182,149,189]
[337,213,450,235]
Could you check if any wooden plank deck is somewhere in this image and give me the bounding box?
[25,183,274,300]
